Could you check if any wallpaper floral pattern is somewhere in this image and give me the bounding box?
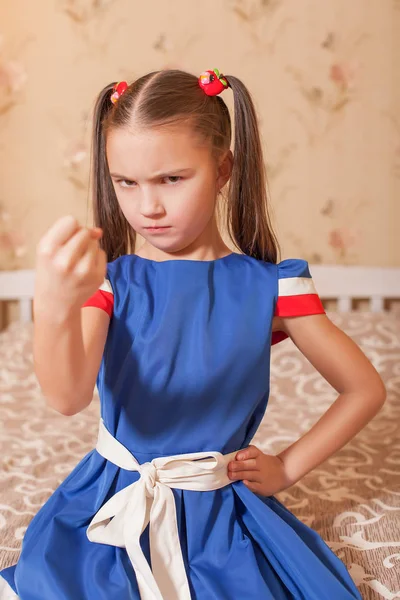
[0,0,398,269]
[0,35,27,269]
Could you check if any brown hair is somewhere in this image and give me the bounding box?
[91,69,280,263]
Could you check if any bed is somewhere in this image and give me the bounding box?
[0,265,399,600]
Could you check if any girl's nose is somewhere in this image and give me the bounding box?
[140,189,165,218]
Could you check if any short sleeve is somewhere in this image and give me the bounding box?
[82,278,114,318]
[272,259,325,345]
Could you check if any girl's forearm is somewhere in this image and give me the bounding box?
[277,389,386,486]
[33,307,92,415]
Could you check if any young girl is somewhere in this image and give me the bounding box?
[1,69,385,600]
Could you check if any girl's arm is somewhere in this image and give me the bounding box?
[33,215,108,416]
[33,307,109,416]
[274,313,386,486]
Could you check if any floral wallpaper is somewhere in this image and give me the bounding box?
[0,33,27,269]
[0,0,399,269]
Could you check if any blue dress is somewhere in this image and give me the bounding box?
[1,253,362,599]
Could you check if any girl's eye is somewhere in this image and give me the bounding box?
[119,180,136,188]
[164,176,182,184]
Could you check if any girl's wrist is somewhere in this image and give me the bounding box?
[33,295,82,325]
[275,454,299,489]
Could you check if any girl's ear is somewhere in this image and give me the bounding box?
[217,150,233,191]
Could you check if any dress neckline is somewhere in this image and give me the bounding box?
[132,252,238,265]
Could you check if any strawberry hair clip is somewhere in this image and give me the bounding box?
[198,68,229,96]
[110,81,128,104]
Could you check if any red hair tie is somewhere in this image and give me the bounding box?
[111,81,128,104]
[198,69,229,96]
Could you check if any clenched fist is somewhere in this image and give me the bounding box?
[34,215,107,317]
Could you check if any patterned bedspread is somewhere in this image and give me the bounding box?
[0,313,399,599]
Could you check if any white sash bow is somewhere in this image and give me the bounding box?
[87,419,237,600]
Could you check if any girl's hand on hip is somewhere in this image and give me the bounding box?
[34,215,107,317]
[227,445,293,496]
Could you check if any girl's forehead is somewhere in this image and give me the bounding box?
[106,124,211,170]
[109,123,205,151]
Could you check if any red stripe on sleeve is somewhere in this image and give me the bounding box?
[275,294,325,318]
[82,290,114,317]
[271,330,289,345]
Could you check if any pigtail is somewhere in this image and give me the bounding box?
[91,83,136,262]
[224,75,280,263]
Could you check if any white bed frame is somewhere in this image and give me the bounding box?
[0,269,35,323]
[0,266,399,323]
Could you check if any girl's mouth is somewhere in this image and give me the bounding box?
[144,226,172,234]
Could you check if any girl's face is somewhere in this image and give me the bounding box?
[106,123,232,257]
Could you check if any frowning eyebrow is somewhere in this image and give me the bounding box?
[109,168,194,181]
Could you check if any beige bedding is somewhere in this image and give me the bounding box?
[0,313,399,599]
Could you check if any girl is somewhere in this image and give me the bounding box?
[1,69,385,599]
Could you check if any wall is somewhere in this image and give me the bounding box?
[0,0,399,269]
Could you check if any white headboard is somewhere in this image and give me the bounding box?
[0,265,399,324]
[0,269,35,323]
[310,265,400,312]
